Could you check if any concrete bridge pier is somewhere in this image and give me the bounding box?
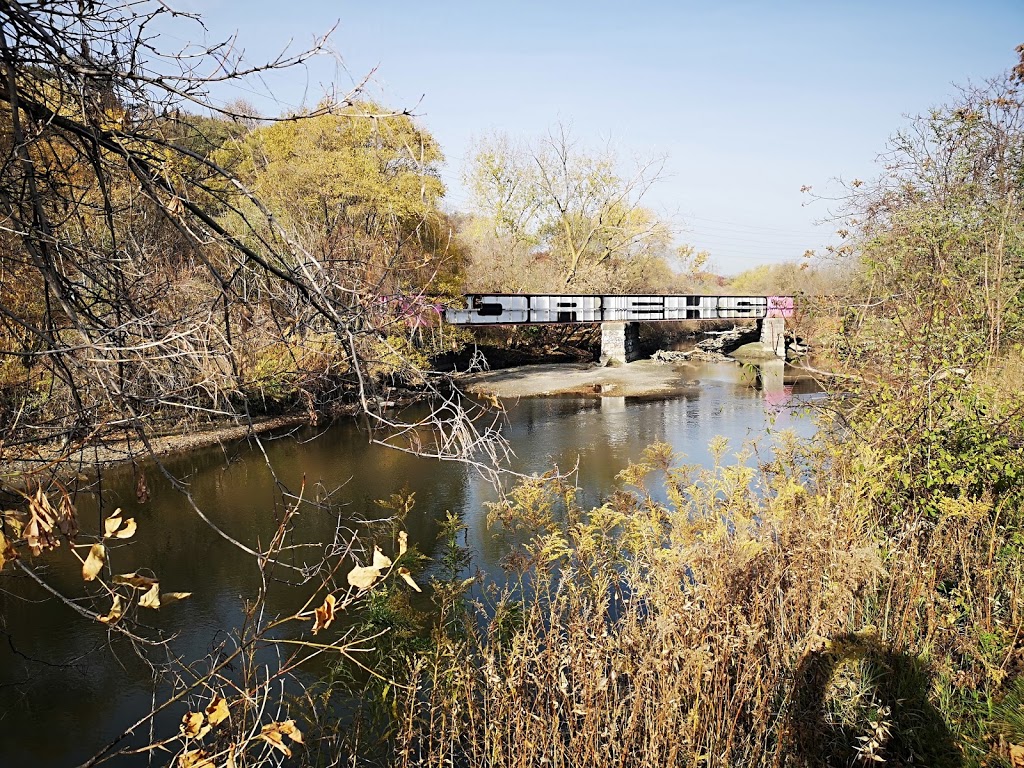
[758,317,787,358]
[600,321,641,364]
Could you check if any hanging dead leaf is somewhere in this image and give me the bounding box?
[260,722,293,757]
[82,543,106,581]
[372,546,392,570]
[102,509,136,539]
[398,530,408,557]
[278,719,303,744]
[113,572,158,588]
[204,696,229,727]
[0,531,15,571]
[25,515,52,556]
[26,487,59,555]
[2,510,25,539]
[135,472,151,504]
[398,567,422,592]
[180,711,210,740]
[57,492,78,538]
[161,591,192,605]
[312,594,336,634]
[30,486,56,518]
[139,582,161,609]
[97,594,123,624]
[103,509,124,537]
[347,564,380,590]
[177,750,215,768]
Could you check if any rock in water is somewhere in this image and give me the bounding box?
[695,326,760,355]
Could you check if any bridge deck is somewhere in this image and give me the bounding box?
[445,294,794,325]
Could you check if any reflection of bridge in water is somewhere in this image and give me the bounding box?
[597,359,799,414]
[445,293,795,364]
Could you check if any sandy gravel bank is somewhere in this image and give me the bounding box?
[459,360,700,400]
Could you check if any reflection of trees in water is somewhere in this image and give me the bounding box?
[788,631,962,767]
[0,422,473,766]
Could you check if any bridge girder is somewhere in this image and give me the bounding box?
[445,294,794,325]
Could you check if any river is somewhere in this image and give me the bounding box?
[0,360,822,767]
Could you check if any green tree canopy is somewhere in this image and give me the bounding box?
[218,103,461,299]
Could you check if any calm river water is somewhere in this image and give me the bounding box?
[0,360,821,767]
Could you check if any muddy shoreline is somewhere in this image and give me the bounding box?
[1,413,319,481]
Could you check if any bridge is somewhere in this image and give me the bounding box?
[444,294,795,364]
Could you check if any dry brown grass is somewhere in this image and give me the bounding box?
[392,425,1020,767]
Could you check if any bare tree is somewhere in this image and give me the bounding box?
[464,126,672,293]
[0,3,510,764]
[0,0,502,472]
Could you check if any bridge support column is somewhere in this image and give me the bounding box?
[758,317,787,358]
[600,322,640,365]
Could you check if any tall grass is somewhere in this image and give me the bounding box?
[392,408,1022,766]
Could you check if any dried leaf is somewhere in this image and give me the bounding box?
[180,711,210,740]
[97,594,123,624]
[31,486,56,519]
[113,572,158,588]
[312,594,336,635]
[398,530,408,556]
[103,509,124,537]
[101,509,137,539]
[57,493,78,538]
[347,564,379,590]
[0,530,16,571]
[260,722,293,757]
[278,719,304,744]
[372,546,392,570]
[204,696,229,727]
[82,543,106,581]
[139,582,161,609]
[135,472,151,504]
[398,567,422,592]
[2,510,25,539]
[1010,743,1024,768]
[161,591,192,605]
[177,750,215,768]
[113,518,137,539]
[26,487,59,555]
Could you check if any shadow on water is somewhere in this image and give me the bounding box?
[788,633,962,767]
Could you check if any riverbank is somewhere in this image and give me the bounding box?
[1,412,313,480]
[6,350,823,480]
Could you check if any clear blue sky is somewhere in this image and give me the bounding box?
[167,0,1022,274]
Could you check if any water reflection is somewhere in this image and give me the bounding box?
[0,361,821,767]
[601,396,627,412]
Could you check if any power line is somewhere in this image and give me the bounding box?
[682,231,826,248]
[682,213,827,235]
[682,228,829,250]
[681,222,834,242]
